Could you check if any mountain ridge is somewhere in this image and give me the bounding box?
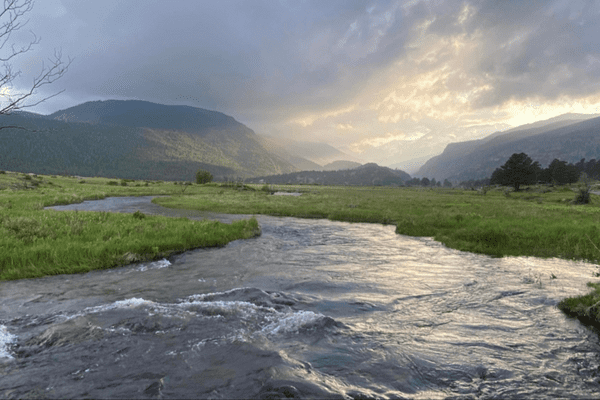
[0,100,297,180]
[417,113,600,181]
[247,162,410,186]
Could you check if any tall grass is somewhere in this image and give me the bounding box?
[0,172,260,281]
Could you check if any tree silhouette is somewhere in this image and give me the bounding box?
[490,153,539,191]
[546,159,580,184]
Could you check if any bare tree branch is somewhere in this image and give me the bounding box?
[0,0,70,117]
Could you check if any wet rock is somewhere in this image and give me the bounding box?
[257,384,302,399]
[144,378,164,397]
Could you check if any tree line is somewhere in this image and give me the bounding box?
[405,177,453,188]
[490,153,598,191]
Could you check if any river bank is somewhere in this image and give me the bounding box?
[2,195,599,398]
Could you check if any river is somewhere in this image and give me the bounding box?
[1,196,599,398]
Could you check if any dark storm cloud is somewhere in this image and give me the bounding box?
[11,0,600,137]
[19,0,414,119]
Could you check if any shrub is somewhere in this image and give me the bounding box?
[573,186,591,205]
[573,174,592,205]
[133,210,146,220]
[107,181,118,186]
[196,170,213,184]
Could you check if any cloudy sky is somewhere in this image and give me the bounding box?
[7,0,600,169]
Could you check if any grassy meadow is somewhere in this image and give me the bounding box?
[0,172,260,281]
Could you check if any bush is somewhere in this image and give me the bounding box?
[196,170,213,184]
[133,210,146,220]
[107,181,118,186]
[573,174,592,205]
[573,186,591,205]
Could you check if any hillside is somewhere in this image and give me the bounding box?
[0,100,297,180]
[417,113,600,181]
[247,163,410,186]
[322,160,362,171]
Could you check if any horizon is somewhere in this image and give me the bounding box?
[5,0,600,170]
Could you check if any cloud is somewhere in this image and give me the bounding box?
[336,123,353,130]
[349,130,427,153]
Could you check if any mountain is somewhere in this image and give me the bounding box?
[0,100,297,180]
[417,113,600,181]
[321,160,362,171]
[247,163,411,186]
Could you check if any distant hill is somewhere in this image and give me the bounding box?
[247,163,410,186]
[321,160,361,171]
[417,113,600,181]
[0,100,297,180]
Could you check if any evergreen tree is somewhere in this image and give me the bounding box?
[490,153,538,191]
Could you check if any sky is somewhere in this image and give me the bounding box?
[5,0,600,170]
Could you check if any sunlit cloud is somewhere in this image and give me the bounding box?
[290,104,356,127]
[349,130,427,153]
[336,123,353,130]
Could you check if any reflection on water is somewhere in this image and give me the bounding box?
[0,197,599,398]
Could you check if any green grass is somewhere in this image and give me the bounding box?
[558,283,600,332]
[0,172,260,281]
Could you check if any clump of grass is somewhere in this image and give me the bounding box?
[558,283,600,332]
[133,210,146,219]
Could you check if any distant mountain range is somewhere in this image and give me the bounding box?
[247,163,411,186]
[1,100,299,181]
[416,113,600,182]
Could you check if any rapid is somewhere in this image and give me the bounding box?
[1,196,599,398]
